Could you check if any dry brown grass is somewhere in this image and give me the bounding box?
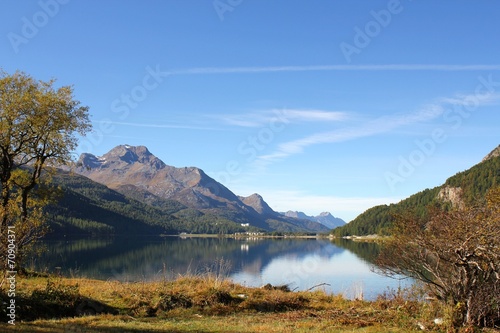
[2,272,498,333]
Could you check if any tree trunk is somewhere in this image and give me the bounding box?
[465,292,474,327]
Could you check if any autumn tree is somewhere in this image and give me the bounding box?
[0,70,91,266]
[376,187,500,328]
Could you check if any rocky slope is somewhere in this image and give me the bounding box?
[75,145,329,233]
[239,193,276,216]
[77,145,242,210]
[482,144,500,162]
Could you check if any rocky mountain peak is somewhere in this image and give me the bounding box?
[103,145,159,165]
[482,144,500,162]
[247,193,263,200]
[75,145,244,210]
[77,153,102,169]
[77,145,166,172]
[240,193,275,215]
[283,211,309,219]
[319,212,332,217]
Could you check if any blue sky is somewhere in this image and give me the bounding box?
[1,1,500,221]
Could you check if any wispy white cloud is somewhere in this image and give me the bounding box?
[169,64,500,76]
[255,92,500,167]
[215,112,273,128]
[103,109,349,131]
[438,92,500,106]
[217,109,349,128]
[284,109,349,122]
[103,121,224,131]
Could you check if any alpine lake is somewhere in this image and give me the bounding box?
[30,236,412,300]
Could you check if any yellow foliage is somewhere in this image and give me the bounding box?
[0,70,91,267]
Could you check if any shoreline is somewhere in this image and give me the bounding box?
[172,233,385,242]
[175,233,329,239]
[2,273,445,332]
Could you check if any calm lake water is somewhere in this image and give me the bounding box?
[31,236,411,300]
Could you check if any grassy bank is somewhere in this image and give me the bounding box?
[1,272,497,333]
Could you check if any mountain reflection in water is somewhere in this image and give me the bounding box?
[31,237,411,300]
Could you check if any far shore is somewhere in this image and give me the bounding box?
[173,233,327,239]
[167,232,385,241]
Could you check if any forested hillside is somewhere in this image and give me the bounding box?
[45,171,252,236]
[443,153,500,204]
[332,153,500,237]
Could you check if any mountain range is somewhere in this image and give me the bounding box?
[281,211,345,229]
[333,144,500,237]
[48,143,499,237]
[47,145,331,235]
